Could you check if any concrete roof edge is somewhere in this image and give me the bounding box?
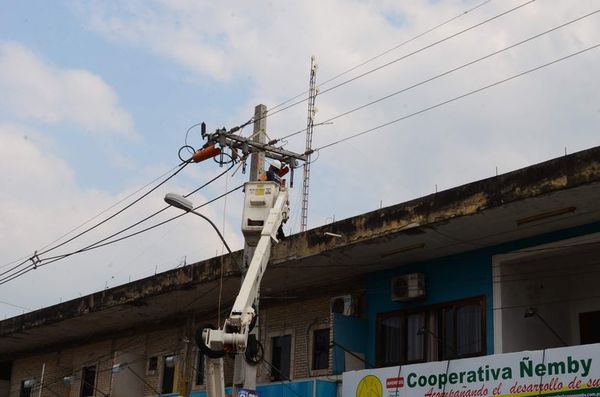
[0,253,241,336]
[271,145,600,261]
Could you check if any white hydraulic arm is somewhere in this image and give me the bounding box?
[200,181,289,397]
[228,183,288,333]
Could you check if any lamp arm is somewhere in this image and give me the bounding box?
[190,209,239,267]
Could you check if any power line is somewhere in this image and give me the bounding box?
[0,119,239,277]
[0,163,184,272]
[314,42,600,152]
[0,160,235,283]
[263,0,536,123]
[0,161,190,280]
[0,299,30,311]
[0,177,243,286]
[268,0,493,113]
[275,8,600,142]
[39,162,190,257]
[0,184,243,286]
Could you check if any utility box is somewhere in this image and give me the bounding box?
[242,181,280,245]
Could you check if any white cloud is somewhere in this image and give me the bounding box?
[0,42,136,137]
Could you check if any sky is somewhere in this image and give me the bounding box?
[0,0,599,319]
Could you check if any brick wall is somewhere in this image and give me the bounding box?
[258,294,332,382]
[8,287,361,396]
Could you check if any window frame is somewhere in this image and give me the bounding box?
[266,330,295,382]
[579,310,600,344]
[160,353,176,394]
[310,326,331,375]
[79,364,97,397]
[439,296,486,360]
[19,380,32,397]
[146,355,158,375]
[376,296,486,367]
[376,308,427,367]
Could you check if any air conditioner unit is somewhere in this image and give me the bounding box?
[391,273,425,301]
[331,295,354,316]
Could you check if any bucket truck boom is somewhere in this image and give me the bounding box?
[197,181,288,397]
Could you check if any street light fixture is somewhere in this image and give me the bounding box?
[165,193,194,212]
[164,193,239,267]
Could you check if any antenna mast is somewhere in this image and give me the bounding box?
[301,56,318,232]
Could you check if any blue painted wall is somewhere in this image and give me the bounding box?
[364,221,600,366]
[333,313,369,373]
[365,249,493,366]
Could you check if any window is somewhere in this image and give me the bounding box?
[579,310,600,344]
[377,311,426,366]
[147,356,158,373]
[271,335,292,381]
[20,380,33,397]
[161,355,175,394]
[80,365,97,397]
[376,297,485,366]
[0,361,11,382]
[441,300,484,359]
[312,328,330,371]
[195,352,204,386]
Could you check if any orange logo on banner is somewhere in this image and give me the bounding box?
[356,375,383,397]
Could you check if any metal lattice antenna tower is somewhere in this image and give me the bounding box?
[301,56,318,232]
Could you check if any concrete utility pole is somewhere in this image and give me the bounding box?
[233,104,268,394]
[249,104,267,181]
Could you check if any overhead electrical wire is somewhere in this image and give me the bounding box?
[0,161,191,280]
[0,185,243,286]
[313,42,600,152]
[40,162,190,256]
[0,114,254,285]
[258,0,536,125]
[0,182,243,286]
[0,119,252,276]
[268,0,493,113]
[0,166,242,286]
[273,8,600,143]
[0,163,184,272]
[0,299,31,311]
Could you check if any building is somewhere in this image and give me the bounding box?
[1,146,599,397]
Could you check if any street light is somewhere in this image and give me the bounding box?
[164,193,239,267]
